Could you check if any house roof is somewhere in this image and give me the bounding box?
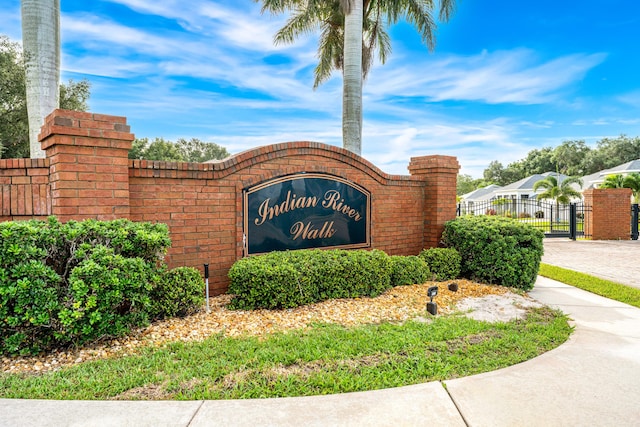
[461,184,501,201]
[463,159,639,202]
[496,172,569,193]
[582,158,640,188]
[604,159,640,174]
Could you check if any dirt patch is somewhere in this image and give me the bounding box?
[113,382,171,400]
[455,293,542,323]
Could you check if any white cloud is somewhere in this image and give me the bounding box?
[366,49,607,105]
[103,0,300,52]
[618,90,640,108]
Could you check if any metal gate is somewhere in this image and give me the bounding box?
[632,204,639,240]
[457,199,590,239]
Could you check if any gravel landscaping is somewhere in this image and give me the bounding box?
[1,280,531,376]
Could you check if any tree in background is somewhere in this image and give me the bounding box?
[1,36,90,159]
[22,0,60,158]
[59,79,90,112]
[517,147,555,177]
[601,173,640,204]
[0,36,27,158]
[586,135,640,172]
[624,173,640,204]
[482,160,505,185]
[257,0,456,155]
[176,138,230,162]
[551,140,590,176]
[129,138,230,162]
[533,175,583,223]
[481,135,640,188]
[600,174,626,190]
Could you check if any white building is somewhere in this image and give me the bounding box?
[582,159,640,189]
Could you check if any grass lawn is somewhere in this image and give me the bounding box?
[0,306,571,400]
[539,263,640,308]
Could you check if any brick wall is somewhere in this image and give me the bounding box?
[128,142,445,293]
[1,109,463,295]
[39,109,134,221]
[0,158,51,221]
[584,188,633,240]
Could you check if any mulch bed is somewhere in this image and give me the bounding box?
[1,280,508,375]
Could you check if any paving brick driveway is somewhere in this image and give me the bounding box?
[542,239,640,289]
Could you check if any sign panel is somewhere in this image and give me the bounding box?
[244,173,371,254]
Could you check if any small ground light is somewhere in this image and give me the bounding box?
[427,286,438,315]
[448,282,458,292]
[204,263,210,313]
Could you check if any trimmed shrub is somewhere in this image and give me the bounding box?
[0,217,176,355]
[419,248,461,281]
[149,267,205,319]
[58,246,152,345]
[390,255,430,286]
[0,261,62,355]
[228,249,392,310]
[442,216,544,290]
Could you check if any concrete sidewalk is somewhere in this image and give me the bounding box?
[2,275,639,427]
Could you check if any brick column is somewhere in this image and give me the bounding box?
[584,188,632,240]
[408,155,460,248]
[39,109,134,222]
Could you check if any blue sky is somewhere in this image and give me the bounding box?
[2,0,640,177]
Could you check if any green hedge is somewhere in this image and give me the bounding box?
[149,267,205,319]
[228,249,393,310]
[419,248,461,281]
[441,216,544,290]
[0,217,203,356]
[58,246,153,345]
[390,255,430,286]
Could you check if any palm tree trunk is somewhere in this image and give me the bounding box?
[341,0,363,155]
[21,0,60,159]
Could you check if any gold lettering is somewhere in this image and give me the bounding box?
[254,198,271,226]
[290,221,336,240]
[322,190,362,221]
[254,191,318,226]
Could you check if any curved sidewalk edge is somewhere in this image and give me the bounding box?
[2,276,639,427]
[0,381,465,427]
[445,276,640,427]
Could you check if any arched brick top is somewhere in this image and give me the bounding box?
[130,141,424,185]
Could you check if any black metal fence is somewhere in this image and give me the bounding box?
[457,199,591,239]
[632,204,639,240]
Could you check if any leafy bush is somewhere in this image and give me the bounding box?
[442,216,544,290]
[149,267,205,319]
[0,261,62,355]
[228,249,392,310]
[390,255,430,286]
[518,212,531,219]
[0,217,179,355]
[419,248,461,281]
[58,246,152,345]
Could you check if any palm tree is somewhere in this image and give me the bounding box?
[600,173,640,203]
[533,175,583,225]
[257,0,456,155]
[600,174,626,190]
[21,0,60,158]
[342,0,364,154]
[623,173,640,204]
